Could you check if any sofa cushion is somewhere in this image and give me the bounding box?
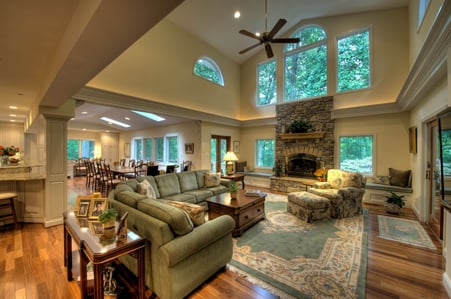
[115,183,135,194]
[389,168,411,187]
[184,189,214,203]
[194,170,210,188]
[116,191,147,208]
[137,199,193,235]
[155,173,181,197]
[139,176,160,198]
[367,175,391,185]
[176,172,199,192]
[161,193,197,204]
[166,200,205,226]
[204,172,221,187]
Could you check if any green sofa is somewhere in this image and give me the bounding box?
[108,170,235,299]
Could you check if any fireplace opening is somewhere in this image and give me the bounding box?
[287,153,319,178]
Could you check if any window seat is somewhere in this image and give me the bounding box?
[363,182,413,207]
[237,171,271,188]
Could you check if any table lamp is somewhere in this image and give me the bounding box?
[223,151,238,175]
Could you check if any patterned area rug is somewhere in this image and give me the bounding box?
[229,193,368,299]
[377,215,436,250]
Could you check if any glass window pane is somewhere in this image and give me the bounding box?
[211,139,217,172]
[155,137,164,161]
[193,56,224,86]
[284,44,327,101]
[257,60,277,106]
[256,139,275,168]
[284,25,327,52]
[134,139,142,160]
[67,139,79,160]
[144,138,152,161]
[81,140,94,158]
[167,136,178,163]
[441,130,451,176]
[339,135,373,173]
[337,30,370,92]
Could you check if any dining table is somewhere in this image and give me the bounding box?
[110,165,146,178]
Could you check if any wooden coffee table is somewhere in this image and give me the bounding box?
[207,190,266,237]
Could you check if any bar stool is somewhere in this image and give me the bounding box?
[0,192,18,228]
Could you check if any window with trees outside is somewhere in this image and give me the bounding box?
[339,135,373,174]
[256,139,275,168]
[193,56,224,86]
[337,28,370,92]
[257,59,277,106]
[284,25,327,101]
[441,130,451,176]
[167,136,179,163]
[67,139,94,160]
[133,138,142,160]
[155,137,164,162]
[144,138,152,161]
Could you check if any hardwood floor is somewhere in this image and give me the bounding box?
[0,176,448,298]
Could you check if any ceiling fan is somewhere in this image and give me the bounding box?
[238,0,300,58]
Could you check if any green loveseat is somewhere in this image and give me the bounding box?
[107,170,235,299]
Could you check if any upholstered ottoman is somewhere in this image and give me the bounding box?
[287,191,330,223]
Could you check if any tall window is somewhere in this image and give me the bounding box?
[284,25,327,101]
[144,138,152,161]
[155,137,164,162]
[67,139,94,160]
[193,56,224,86]
[256,139,275,168]
[167,136,179,163]
[337,29,370,92]
[418,0,430,28]
[133,138,142,160]
[339,135,373,174]
[257,59,277,106]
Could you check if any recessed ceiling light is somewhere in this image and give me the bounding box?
[132,110,165,122]
[234,11,241,19]
[9,114,16,117]
[81,111,88,115]
[100,116,130,128]
[10,120,16,122]
[9,106,17,109]
[256,32,261,37]
[82,128,87,131]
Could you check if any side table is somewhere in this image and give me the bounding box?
[63,211,146,299]
[221,173,245,189]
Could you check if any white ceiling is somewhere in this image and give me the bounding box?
[0,0,408,132]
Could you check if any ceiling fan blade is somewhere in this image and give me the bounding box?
[239,42,262,55]
[271,37,300,44]
[265,43,274,58]
[239,29,261,40]
[267,19,287,39]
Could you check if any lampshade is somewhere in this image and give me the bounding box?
[223,151,238,162]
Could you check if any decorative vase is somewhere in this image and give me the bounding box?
[230,192,238,199]
[0,156,7,166]
[101,219,116,229]
[319,177,325,182]
[384,202,401,214]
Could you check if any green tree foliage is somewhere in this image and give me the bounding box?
[441,130,451,175]
[167,136,178,162]
[194,58,223,85]
[337,30,370,92]
[155,137,164,161]
[256,139,275,167]
[284,26,327,101]
[257,60,277,105]
[67,139,79,160]
[339,136,373,173]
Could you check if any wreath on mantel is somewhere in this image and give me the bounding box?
[285,119,313,133]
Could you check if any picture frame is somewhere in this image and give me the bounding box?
[75,195,93,217]
[185,143,194,154]
[409,126,417,154]
[233,141,240,153]
[89,221,104,235]
[88,198,108,220]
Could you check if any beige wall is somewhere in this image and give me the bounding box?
[239,125,276,173]
[240,7,409,120]
[87,19,241,120]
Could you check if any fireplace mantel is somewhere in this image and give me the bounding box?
[280,132,325,140]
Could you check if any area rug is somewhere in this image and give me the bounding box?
[377,215,436,250]
[228,193,368,299]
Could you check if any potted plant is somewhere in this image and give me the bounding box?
[286,119,313,133]
[384,192,405,214]
[229,180,238,199]
[98,208,118,228]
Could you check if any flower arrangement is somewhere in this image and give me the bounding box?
[0,145,19,156]
[314,168,328,181]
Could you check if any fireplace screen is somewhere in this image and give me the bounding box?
[287,153,319,177]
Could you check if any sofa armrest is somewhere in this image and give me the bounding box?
[159,215,235,267]
[220,178,231,187]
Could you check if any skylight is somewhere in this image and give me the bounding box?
[132,110,165,122]
[100,116,130,128]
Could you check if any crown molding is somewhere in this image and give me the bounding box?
[74,86,242,127]
[331,102,402,119]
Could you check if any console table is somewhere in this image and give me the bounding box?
[63,211,146,299]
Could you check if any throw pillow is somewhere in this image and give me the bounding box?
[166,201,205,226]
[204,172,221,187]
[389,168,411,187]
[374,175,391,185]
[137,179,157,199]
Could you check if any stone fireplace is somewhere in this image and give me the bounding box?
[271,96,334,192]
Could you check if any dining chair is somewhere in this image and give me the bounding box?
[146,165,160,176]
[166,165,176,174]
[182,160,192,172]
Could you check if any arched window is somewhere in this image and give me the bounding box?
[284,25,327,101]
[193,56,224,86]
